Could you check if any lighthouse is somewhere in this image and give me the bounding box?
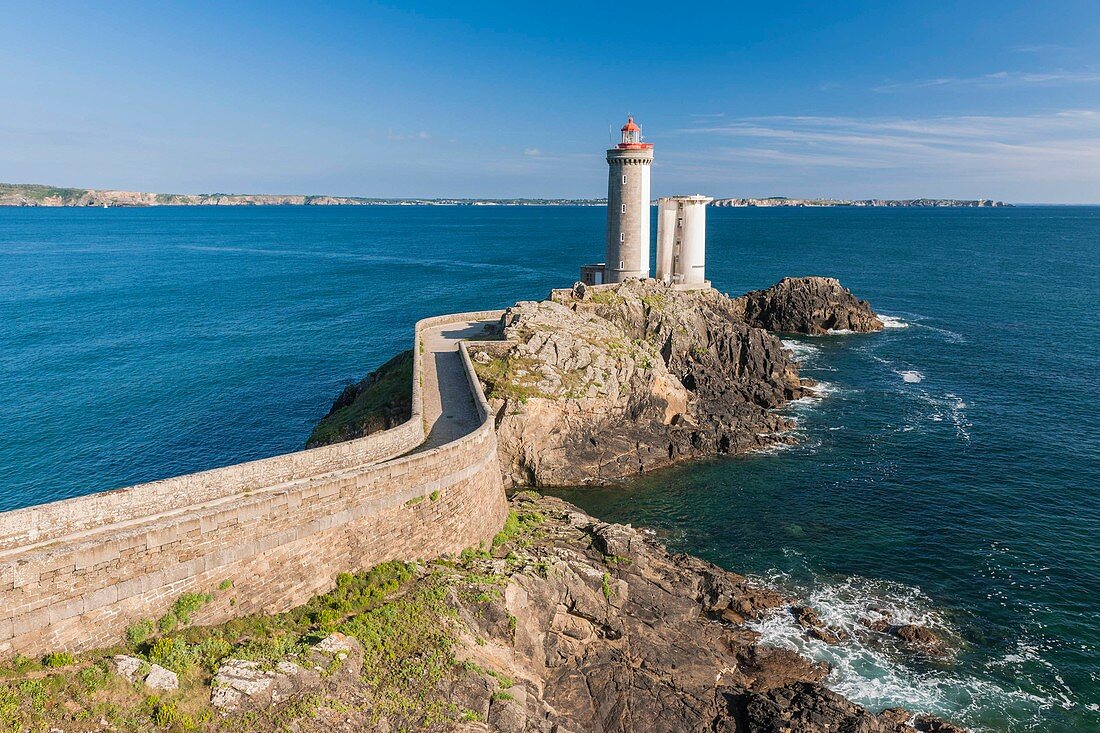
[603,117,653,283]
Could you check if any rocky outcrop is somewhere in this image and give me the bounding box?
[110,654,178,691]
[736,276,884,334]
[304,276,881,486]
[860,614,950,657]
[471,277,879,486]
[210,634,362,713]
[428,492,965,733]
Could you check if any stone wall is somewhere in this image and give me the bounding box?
[0,312,508,657]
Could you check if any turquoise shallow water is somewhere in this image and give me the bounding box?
[1,206,1097,730]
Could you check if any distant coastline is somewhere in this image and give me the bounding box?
[712,196,1011,208]
[0,183,1010,208]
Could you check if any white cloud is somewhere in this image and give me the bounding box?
[670,111,1100,199]
[523,147,541,156]
[386,129,432,141]
[874,69,1100,92]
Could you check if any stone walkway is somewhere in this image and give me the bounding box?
[414,318,499,452]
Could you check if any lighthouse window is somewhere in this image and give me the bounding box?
[622,175,627,184]
[619,260,624,269]
[619,232,625,242]
[621,204,626,213]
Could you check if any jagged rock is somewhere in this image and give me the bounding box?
[307,632,363,682]
[734,682,901,732]
[879,707,912,726]
[308,276,882,487]
[484,280,819,486]
[143,664,178,691]
[110,655,145,685]
[893,623,947,654]
[737,276,884,334]
[915,713,970,732]
[860,615,949,656]
[110,655,177,691]
[791,605,849,644]
[424,492,970,733]
[210,659,321,713]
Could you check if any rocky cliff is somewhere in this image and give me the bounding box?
[0,183,602,207]
[469,277,881,486]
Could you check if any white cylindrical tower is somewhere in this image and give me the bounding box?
[678,195,711,285]
[604,117,654,283]
[655,198,678,282]
[654,194,713,286]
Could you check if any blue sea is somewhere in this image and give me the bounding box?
[0,206,1097,730]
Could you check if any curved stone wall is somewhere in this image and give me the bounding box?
[0,311,508,657]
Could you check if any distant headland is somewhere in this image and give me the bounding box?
[713,196,1010,207]
[0,183,600,208]
[0,182,1009,208]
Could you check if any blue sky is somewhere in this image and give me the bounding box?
[2,1,1099,202]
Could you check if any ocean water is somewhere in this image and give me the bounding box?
[1,206,1097,730]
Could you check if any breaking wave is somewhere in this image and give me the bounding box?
[879,314,910,329]
[747,570,1066,731]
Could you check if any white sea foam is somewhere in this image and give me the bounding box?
[878,314,909,329]
[912,322,966,344]
[808,380,841,397]
[898,370,924,383]
[746,572,1060,730]
[781,339,822,363]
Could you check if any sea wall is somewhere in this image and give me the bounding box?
[0,312,508,657]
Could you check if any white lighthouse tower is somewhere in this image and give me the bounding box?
[603,117,653,283]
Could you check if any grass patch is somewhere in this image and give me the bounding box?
[473,353,554,403]
[306,350,413,448]
[492,509,545,549]
[588,289,626,306]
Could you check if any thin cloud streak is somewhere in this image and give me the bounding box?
[670,112,1100,193]
[874,69,1100,92]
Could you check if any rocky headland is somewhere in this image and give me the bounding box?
[0,183,600,208]
[308,276,881,487]
[0,276,968,731]
[470,277,881,486]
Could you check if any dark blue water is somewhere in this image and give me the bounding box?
[1,206,1097,730]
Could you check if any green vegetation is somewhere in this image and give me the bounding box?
[0,183,89,204]
[126,619,156,648]
[0,563,432,732]
[588,289,626,306]
[158,592,213,634]
[473,353,553,404]
[492,509,545,549]
[0,500,565,733]
[641,291,671,312]
[42,651,74,668]
[305,350,414,448]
